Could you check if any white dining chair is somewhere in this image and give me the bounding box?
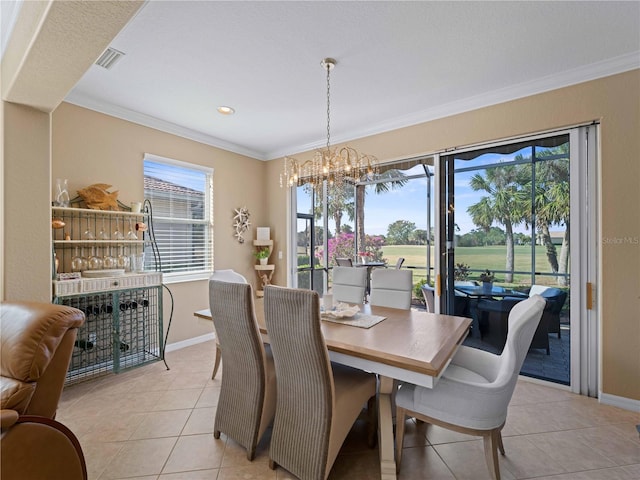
[421,284,435,313]
[395,295,546,479]
[369,269,413,310]
[331,266,367,304]
[209,269,248,379]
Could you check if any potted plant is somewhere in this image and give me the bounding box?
[479,269,495,293]
[358,251,372,264]
[254,247,270,265]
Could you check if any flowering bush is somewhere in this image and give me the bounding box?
[315,232,386,266]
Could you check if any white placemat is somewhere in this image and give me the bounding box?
[321,313,386,329]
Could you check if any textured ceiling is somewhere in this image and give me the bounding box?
[65,1,640,160]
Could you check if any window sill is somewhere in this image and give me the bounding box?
[160,271,212,284]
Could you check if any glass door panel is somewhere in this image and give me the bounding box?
[441,134,571,386]
[296,186,324,295]
[356,164,434,299]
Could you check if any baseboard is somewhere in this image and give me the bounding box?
[599,392,640,412]
[165,333,215,353]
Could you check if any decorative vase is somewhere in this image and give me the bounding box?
[55,178,70,207]
[259,258,268,266]
[482,281,493,294]
[361,256,368,264]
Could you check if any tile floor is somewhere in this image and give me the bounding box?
[58,340,640,480]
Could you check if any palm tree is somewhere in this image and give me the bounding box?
[467,165,529,282]
[537,156,570,285]
[309,183,355,236]
[355,170,408,253]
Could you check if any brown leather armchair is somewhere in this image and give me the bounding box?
[1,301,87,480]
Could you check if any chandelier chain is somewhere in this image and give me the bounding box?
[280,56,379,194]
[326,61,331,152]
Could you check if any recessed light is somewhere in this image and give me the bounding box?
[217,106,235,115]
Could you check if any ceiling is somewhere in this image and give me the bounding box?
[64,1,640,161]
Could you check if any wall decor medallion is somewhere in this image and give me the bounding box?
[233,206,251,243]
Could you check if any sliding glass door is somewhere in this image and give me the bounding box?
[438,127,599,393]
[288,126,598,393]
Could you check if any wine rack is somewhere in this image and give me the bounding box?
[55,283,163,385]
[51,204,163,384]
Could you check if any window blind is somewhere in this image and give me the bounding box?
[143,155,213,277]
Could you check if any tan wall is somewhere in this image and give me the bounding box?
[3,101,53,302]
[267,70,640,401]
[4,0,636,405]
[52,102,268,344]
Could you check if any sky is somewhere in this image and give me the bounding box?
[318,148,567,238]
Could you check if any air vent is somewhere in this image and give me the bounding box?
[95,48,125,70]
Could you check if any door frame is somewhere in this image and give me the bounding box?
[433,125,600,395]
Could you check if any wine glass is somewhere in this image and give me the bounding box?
[103,246,117,269]
[88,246,103,270]
[71,246,88,272]
[82,217,95,240]
[126,218,138,240]
[117,246,130,271]
[98,217,110,240]
[112,218,124,240]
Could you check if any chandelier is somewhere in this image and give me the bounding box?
[280,58,378,193]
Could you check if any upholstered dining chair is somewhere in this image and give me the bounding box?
[335,257,353,267]
[395,295,546,480]
[208,269,248,379]
[1,301,87,480]
[331,266,367,304]
[208,280,276,460]
[264,286,377,480]
[369,268,413,310]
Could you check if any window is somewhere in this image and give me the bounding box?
[143,154,213,281]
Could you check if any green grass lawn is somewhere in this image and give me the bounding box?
[382,244,567,287]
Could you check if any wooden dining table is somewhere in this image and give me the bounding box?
[194,301,471,479]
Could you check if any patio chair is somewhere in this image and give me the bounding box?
[475,297,551,354]
[528,286,567,338]
[394,257,405,269]
[335,257,353,267]
[395,295,546,480]
[503,285,567,338]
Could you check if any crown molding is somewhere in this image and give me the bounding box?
[64,52,638,162]
[63,91,268,160]
[265,52,640,160]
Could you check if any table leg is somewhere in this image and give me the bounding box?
[378,375,397,479]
